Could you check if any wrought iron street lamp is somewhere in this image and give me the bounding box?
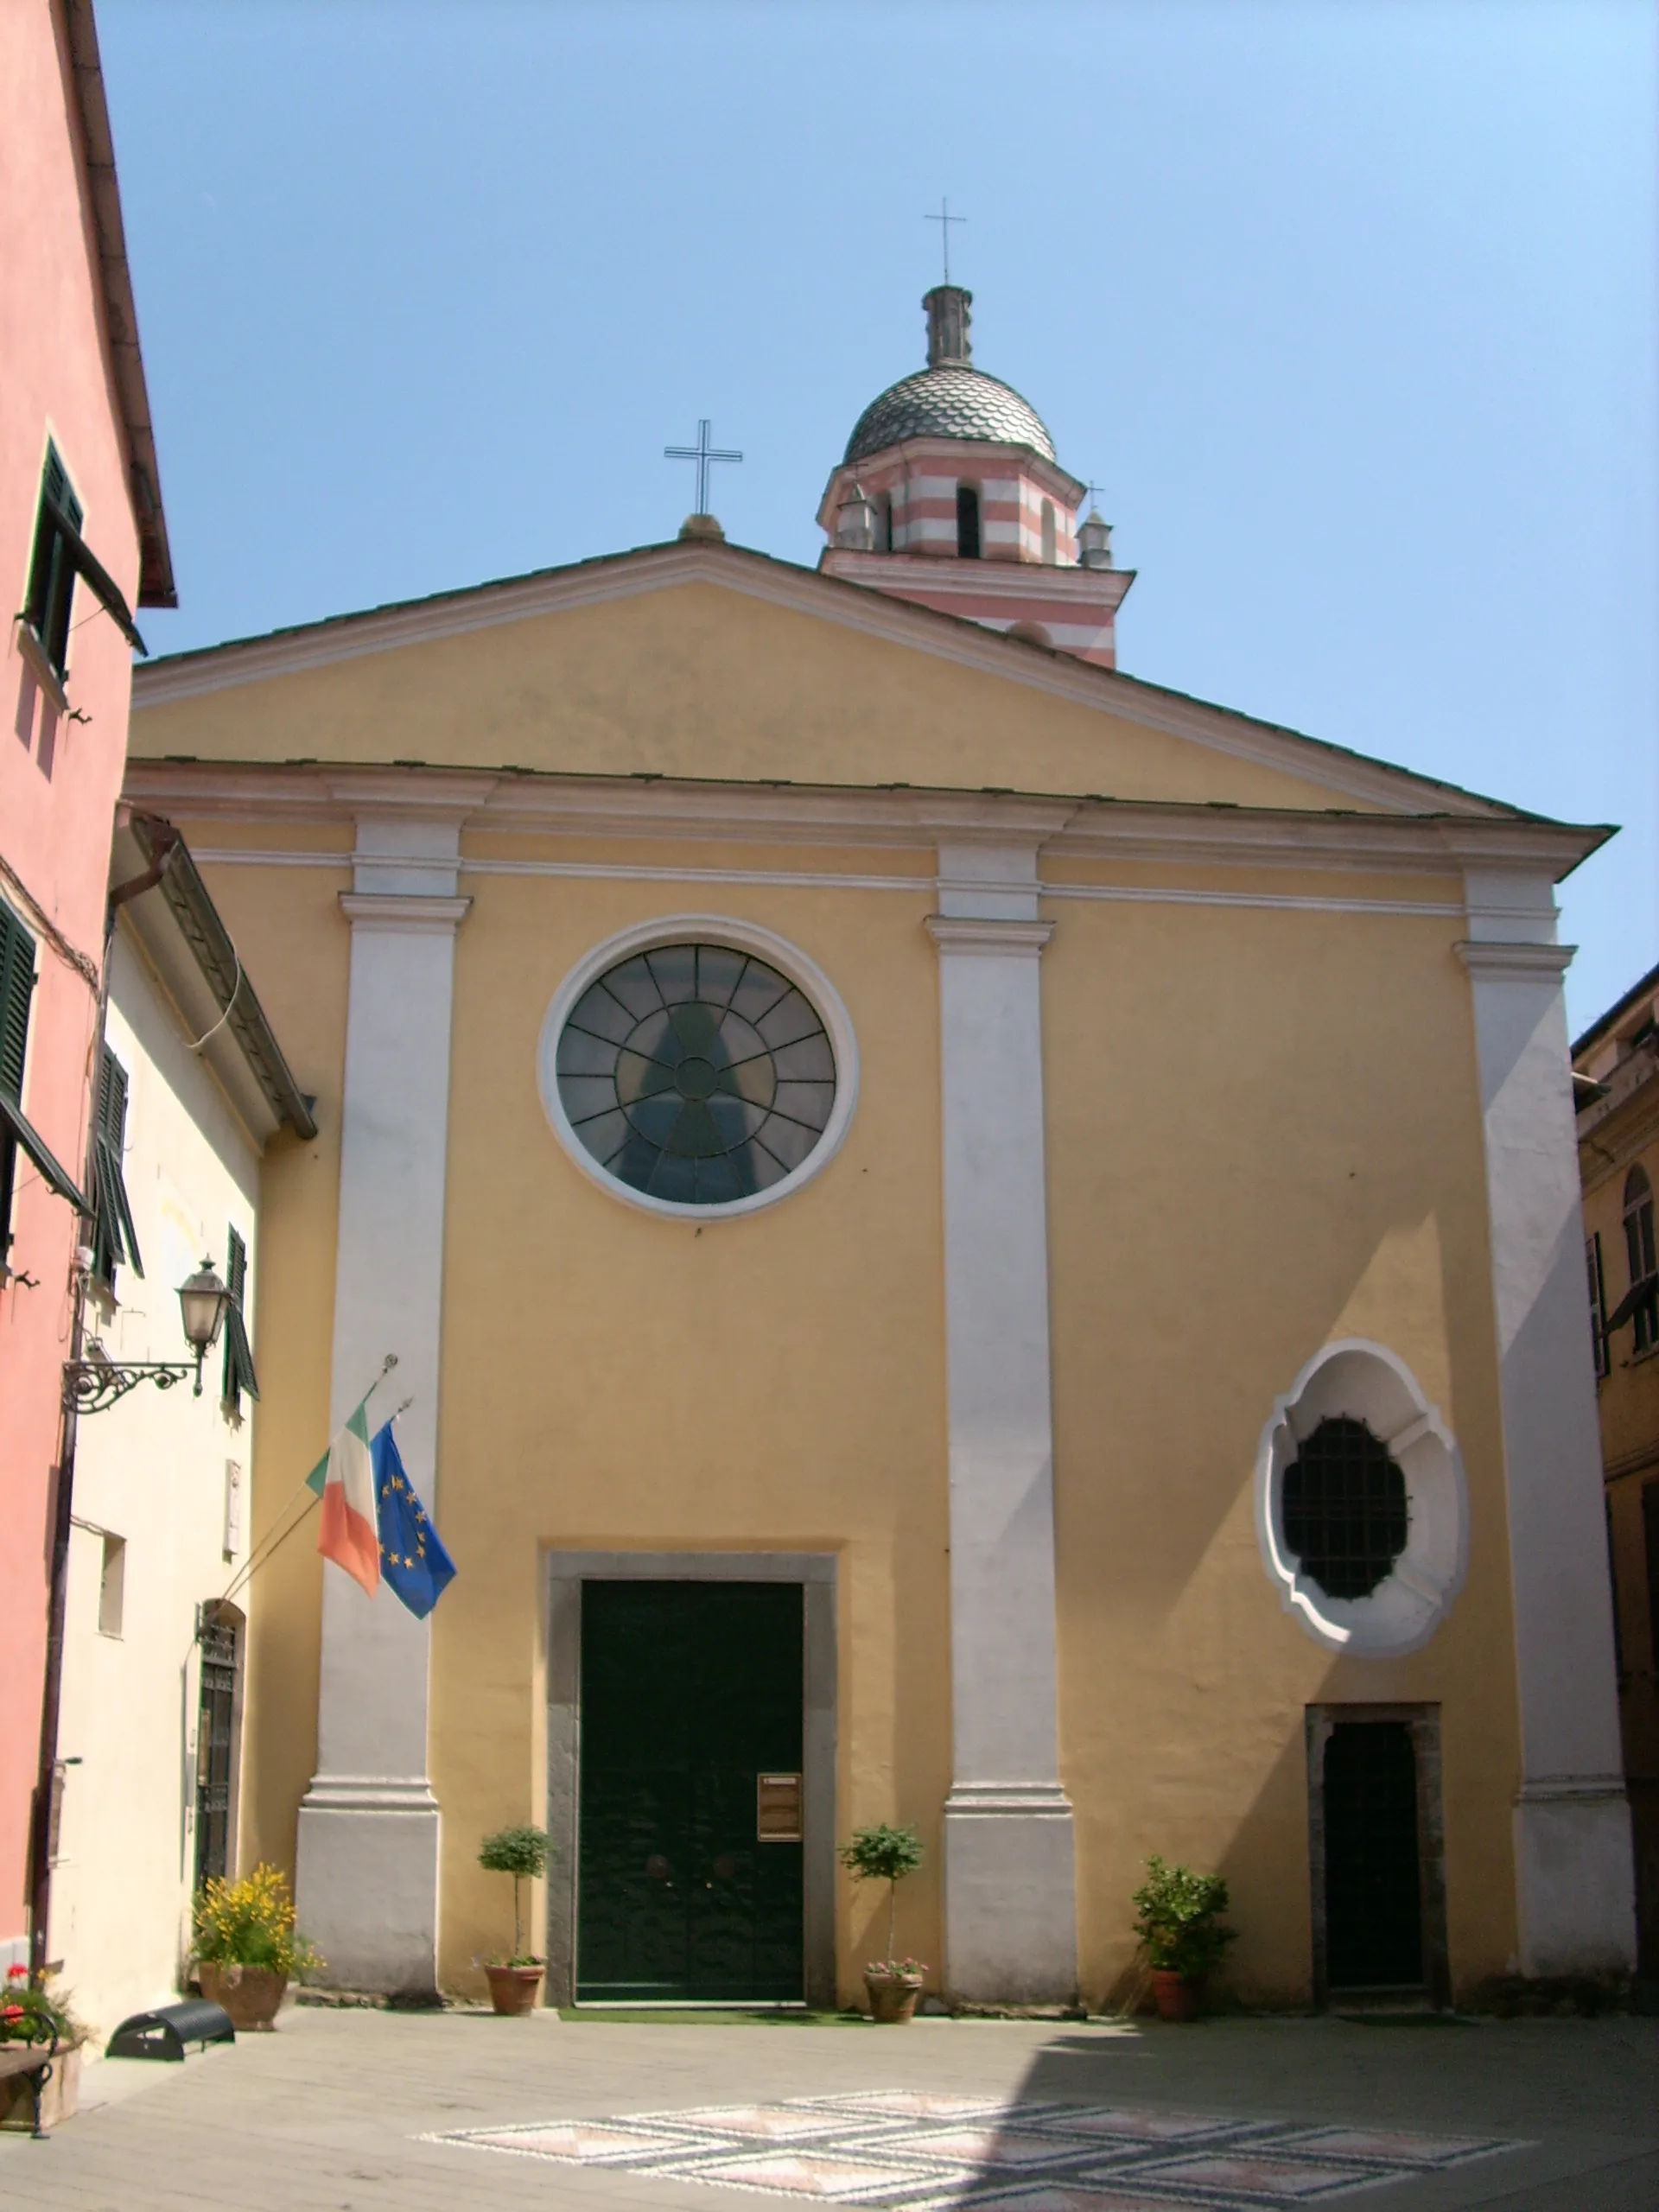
[63,1257,233,1414]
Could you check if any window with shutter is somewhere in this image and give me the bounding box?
[92,1046,143,1285]
[24,443,85,683]
[221,1224,259,1408]
[0,899,37,1262]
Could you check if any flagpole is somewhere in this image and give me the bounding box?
[216,1357,403,1608]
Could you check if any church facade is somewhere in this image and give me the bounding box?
[125,289,1636,2009]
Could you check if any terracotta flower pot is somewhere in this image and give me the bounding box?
[198,1962,288,2031]
[864,1972,924,2024]
[1148,1967,1201,2023]
[485,1963,543,2016]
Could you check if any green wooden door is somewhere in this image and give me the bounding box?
[576,1580,804,2002]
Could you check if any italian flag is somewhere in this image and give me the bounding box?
[306,1400,380,1594]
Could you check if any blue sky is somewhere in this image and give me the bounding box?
[100,0,1655,1031]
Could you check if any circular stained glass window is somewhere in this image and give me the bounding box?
[554,942,838,1207]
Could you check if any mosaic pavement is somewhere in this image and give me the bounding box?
[427,2089,1530,2209]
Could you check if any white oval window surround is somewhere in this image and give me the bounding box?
[537,917,859,1220]
[1255,1338,1469,1656]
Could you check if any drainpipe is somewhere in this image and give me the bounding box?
[27,818,179,1982]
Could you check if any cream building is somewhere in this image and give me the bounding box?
[124,289,1636,2011]
[50,817,312,2038]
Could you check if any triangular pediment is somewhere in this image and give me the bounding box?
[132,539,1522,821]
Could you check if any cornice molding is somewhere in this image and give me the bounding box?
[121,759,1603,880]
[1455,939,1575,979]
[130,540,1528,820]
[338,892,471,934]
[819,549,1135,613]
[925,917,1054,957]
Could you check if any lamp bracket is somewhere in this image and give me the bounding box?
[62,1357,201,1415]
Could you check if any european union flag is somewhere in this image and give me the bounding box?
[371,1422,456,1618]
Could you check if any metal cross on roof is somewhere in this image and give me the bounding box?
[925,198,967,285]
[664,419,742,516]
[1083,481,1106,512]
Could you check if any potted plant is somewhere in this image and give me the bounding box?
[479,1824,553,2014]
[0,1966,83,2133]
[1130,1854,1236,2022]
[840,1821,927,2023]
[192,1864,321,2031]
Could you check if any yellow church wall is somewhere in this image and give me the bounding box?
[427,868,956,1997]
[131,581,1382,817]
[1040,893,1520,2005]
[142,802,1534,2007]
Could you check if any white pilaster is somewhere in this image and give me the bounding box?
[1459,868,1636,1977]
[927,841,1076,2005]
[296,812,470,1995]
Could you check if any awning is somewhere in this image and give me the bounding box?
[0,1090,91,1213]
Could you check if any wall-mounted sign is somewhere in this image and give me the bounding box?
[756,1771,803,1842]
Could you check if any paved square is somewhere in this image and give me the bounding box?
[2,2006,1654,2210]
[429,2091,1525,2208]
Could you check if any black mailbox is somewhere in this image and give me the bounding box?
[106,1999,236,2061]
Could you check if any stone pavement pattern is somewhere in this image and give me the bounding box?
[1,2008,1655,2212]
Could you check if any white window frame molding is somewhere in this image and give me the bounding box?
[537,913,860,1223]
[1255,1338,1468,1656]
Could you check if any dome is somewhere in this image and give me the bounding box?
[843,364,1057,468]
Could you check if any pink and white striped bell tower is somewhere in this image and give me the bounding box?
[817,287,1132,667]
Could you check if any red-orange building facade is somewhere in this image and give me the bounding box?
[0,0,172,1973]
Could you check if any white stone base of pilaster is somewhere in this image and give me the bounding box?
[296,1777,442,1995]
[1512,1781,1637,1977]
[944,1783,1077,2005]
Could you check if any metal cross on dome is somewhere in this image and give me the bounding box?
[925,197,966,284]
[664,419,742,516]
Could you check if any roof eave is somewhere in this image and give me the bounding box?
[61,0,175,609]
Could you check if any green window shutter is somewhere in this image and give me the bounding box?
[0,899,35,1107]
[92,1047,143,1282]
[24,444,84,680]
[222,1225,258,1404]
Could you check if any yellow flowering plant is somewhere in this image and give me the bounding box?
[192,1864,322,1979]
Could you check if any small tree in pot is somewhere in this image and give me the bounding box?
[479,1825,553,2015]
[1131,1855,1236,2022]
[841,1822,926,2023]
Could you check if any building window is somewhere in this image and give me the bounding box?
[555,942,837,1209]
[1040,499,1057,564]
[0,895,88,1247]
[1256,1340,1467,1655]
[194,1604,242,1887]
[1283,1417,1409,1600]
[1587,1233,1611,1379]
[24,444,85,683]
[956,483,981,558]
[224,1459,244,1561]
[91,1046,143,1287]
[98,1534,126,1638]
[0,897,37,1267]
[220,1225,259,1408]
[1624,1167,1657,1353]
[879,493,893,551]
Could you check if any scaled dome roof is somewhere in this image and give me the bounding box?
[842,364,1057,468]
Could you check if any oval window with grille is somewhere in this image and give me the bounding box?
[1282,1416,1408,1600]
[541,925,856,1217]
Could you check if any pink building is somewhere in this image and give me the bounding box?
[1,0,173,1974]
[817,287,1133,665]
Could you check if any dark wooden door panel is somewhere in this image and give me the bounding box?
[577,1580,804,2002]
[1324,1719,1424,1990]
